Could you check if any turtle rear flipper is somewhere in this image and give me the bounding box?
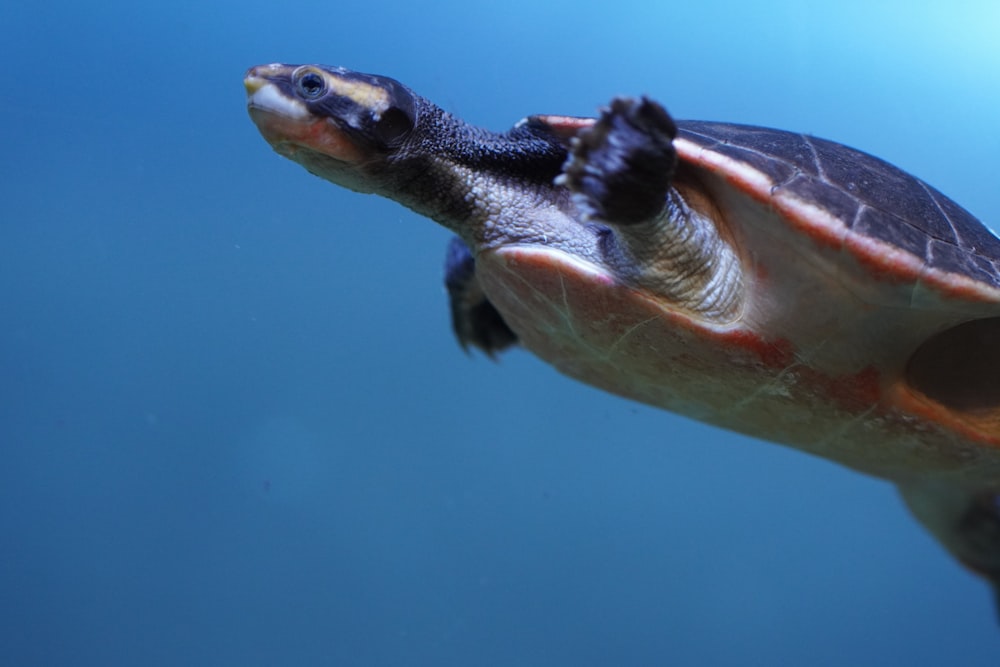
[900,482,1000,622]
[444,237,518,356]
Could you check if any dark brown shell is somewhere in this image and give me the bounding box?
[678,121,1000,290]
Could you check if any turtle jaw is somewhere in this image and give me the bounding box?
[245,72,368,167]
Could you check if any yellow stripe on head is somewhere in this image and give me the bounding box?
[322,71,391,114]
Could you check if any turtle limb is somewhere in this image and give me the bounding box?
[559,97,745,323]
[559,96,678,225]
[443,236,518,356]
[899,481,1000,621]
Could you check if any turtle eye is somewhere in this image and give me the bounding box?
[295,71,327,100]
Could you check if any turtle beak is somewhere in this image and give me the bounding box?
[244,72,265,96]
[243,67,311,123]
[243,64,292,93]
[243,64,299,106]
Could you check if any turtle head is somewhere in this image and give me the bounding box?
[245,64,418,194]
[246,63,576,238]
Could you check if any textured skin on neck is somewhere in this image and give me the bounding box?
[381,102,569,234]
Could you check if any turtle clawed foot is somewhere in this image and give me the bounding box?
[559,96,678,225]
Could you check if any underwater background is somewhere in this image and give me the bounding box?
[3,1,1000,664]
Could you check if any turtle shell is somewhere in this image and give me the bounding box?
[475,116,1000,483]
[674,121,1000,301]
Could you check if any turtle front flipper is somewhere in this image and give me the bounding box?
[444,237,518,356]
[559,97,745,323]
[559,97,678,225]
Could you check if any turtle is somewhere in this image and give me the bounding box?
[244,63,1000,618]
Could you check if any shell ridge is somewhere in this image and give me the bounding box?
[918,178,963,247]
[800,134,828,184]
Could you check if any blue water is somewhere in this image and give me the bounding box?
[3,1,1000,664]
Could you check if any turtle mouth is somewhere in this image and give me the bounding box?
[245,78,365,165]
[244,73,311,120]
